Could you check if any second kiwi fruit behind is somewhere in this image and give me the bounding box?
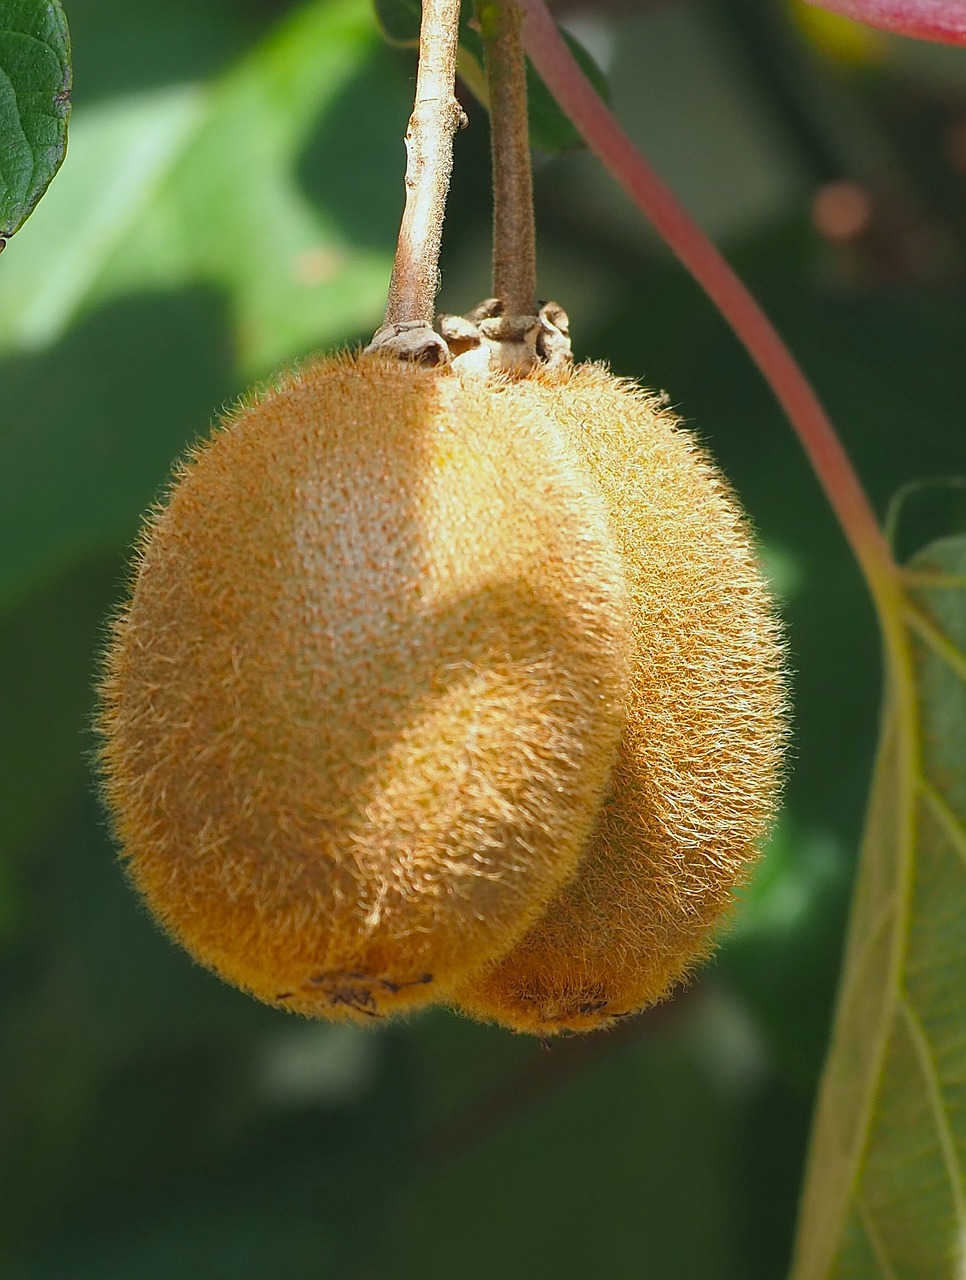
[453,362,788,1034]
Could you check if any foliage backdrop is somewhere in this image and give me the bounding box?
[2,0,965,1275]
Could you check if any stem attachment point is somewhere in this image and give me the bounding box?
[365,319,451,365]
[439,298,572,375]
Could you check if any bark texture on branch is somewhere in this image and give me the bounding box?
[382,0,465,329]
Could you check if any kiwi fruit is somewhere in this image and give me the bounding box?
[97,352,633,1022]
[452,363,788,1035]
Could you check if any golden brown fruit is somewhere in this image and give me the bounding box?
[454,364,788,1034]
[97,352,633,1022]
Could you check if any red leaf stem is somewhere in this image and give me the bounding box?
[518,0,903,630]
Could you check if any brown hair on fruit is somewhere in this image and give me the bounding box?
[97,352,632,1023]
[453,363,788,1035]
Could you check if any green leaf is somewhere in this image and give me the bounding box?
[458,23,609,156]
[372,0,422,47]
[0,0,396,376]
[372,0,610,156]
[0,0,71,240]
[524,29,609,156]
[791,535,966,1278]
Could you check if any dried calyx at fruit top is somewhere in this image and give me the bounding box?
[367,297,572,372]
[96,0,787,1034]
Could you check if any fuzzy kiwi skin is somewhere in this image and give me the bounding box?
[97,352,633,1023]
[453,364,788,1035]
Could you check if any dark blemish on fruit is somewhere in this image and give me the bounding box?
[577,999,609,1016]
[298,969,434,1016]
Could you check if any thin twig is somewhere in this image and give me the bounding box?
[383,0,465,327]
[477,0,538,316]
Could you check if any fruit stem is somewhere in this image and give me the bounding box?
[383,0,465,328]
[517,0,906,650]
[476,0,538,316]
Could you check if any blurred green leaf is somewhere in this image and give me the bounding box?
[0,288,233,609]
[723,822,850,1088]
[0,556,120,861]
[0,0,71,240]
[0,0,393,375]
[792,536,966,1277]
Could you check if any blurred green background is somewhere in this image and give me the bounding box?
[2,0,965,1275]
